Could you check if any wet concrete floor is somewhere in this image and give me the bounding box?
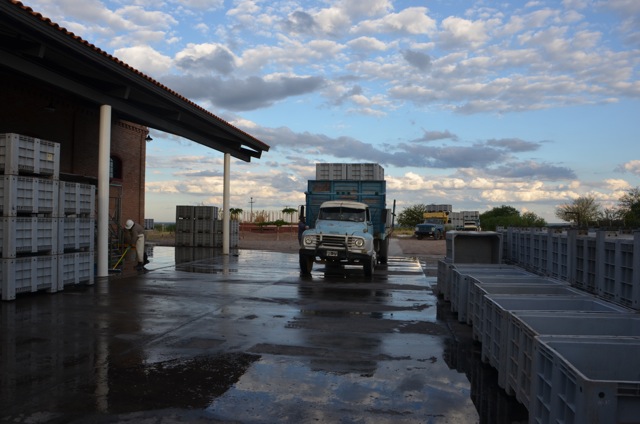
[1,246,528,423]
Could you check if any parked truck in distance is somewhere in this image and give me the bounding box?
[299,179,394,277]
[414,211,450,240]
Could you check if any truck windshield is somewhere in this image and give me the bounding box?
[319,207,365,222]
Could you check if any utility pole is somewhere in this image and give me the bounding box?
[249,197,255,222]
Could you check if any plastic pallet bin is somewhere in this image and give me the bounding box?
[58,252,94,288]
[446,231,503,264]
[2,217,57,257]
[175,231,194,247]
[175,218,194,233]
[194,219,216,233]
[452,271,538,324]
[443,263,524,302]
[0,133,60,177]
[0,175,59,216]
[480,295,630,384]
[0,256,58,300]
[508,312,640,408]
[194,206,218,220]
[467,276,570,328]
[58,182,95,217]
[530,336,640,424]
[58,218,94,252]
[175,205,195,220]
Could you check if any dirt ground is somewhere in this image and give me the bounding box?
[148,230,446,264]
[238,231,446,262]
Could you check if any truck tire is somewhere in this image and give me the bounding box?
[363,253,375,277]
[299,254,314,274]
[416,235,423,240]
[378,237,389,264]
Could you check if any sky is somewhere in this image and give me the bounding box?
[23,0,640,223]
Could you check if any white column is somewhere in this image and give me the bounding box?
[97,105,111,277]
[223,153,230,255]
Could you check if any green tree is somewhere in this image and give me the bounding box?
[397,204,431,228]
[479,205,520,231]
[520,211,547,227]
[555,195,602,227]
[229,208,243,220]
[616,187,640,228]
[282,207,298,223]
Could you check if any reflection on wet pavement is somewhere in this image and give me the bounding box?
[1,246,527,423]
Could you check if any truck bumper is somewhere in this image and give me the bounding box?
[299,248,370,264]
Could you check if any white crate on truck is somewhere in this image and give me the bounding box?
[58,217,94,252]
[2,217,57,257]
[58,252,94,288]
[58,181,95,217]
[0,175,59,216]
[0,133,60,177]
[508,312,640,408]
[481,295,631,384]
[315,163,384,180]
[531,336,640,424]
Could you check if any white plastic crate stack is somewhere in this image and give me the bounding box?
[315,163,384,181]
[1,133,66,300]
[57,180,95,292]
[175,205,238,248]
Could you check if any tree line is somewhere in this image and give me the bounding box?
[396,187,640,231]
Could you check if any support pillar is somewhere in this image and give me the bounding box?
[223,153,230,255]
[97,105,111,277]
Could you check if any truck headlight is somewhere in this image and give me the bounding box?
[354,238,365,247]
[304,236,315,245]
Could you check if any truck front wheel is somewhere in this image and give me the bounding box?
[363,253,376,277]
[299,254,314,274]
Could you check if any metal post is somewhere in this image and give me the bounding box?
[97,105,111,277]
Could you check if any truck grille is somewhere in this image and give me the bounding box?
[313,234,359,249]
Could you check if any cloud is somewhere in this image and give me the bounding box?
[161,74,326,110]
[402,50,432,71]
[616,160,640,175]
[175,43,238,75]
[488,160,577,180]
[486,138,543,152]
[411,130,458,142]
[352,7,437,35]
[114,45,173,75]
[438,16,490,50]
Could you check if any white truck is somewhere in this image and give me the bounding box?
[298,179,393,277]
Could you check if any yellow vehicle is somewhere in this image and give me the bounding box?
[415,211,450,240]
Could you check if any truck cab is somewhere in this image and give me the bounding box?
[299,200,377,276]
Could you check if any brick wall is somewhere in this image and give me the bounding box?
[0,74,147,228]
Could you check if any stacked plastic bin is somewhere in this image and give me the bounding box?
[175,205,238,248]
[1,133,60,300]
[0,133,95,301]
[56,180,95,292]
